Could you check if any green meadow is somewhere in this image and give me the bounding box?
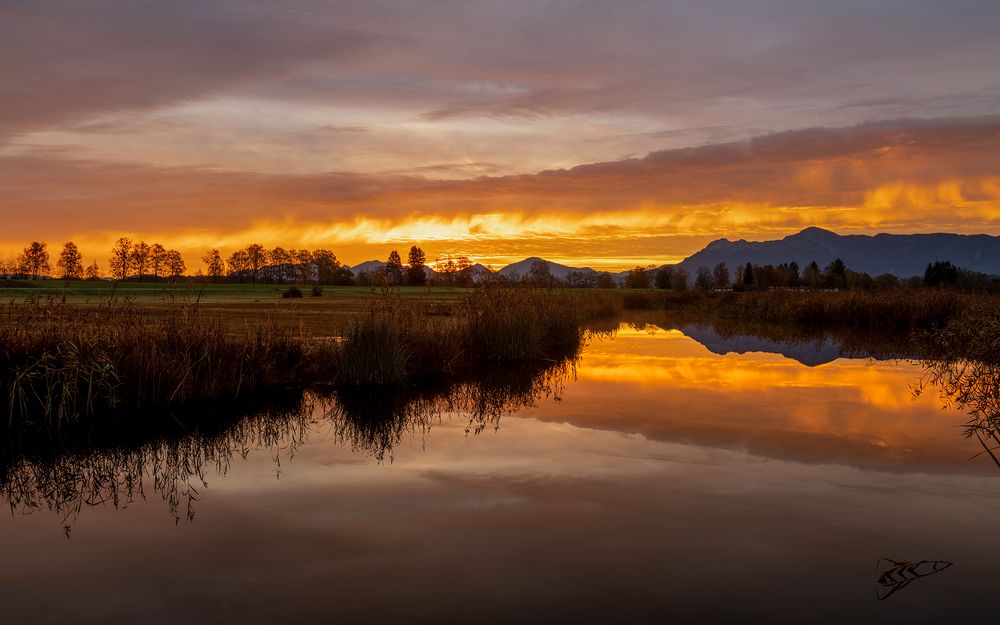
[0,280,473,302]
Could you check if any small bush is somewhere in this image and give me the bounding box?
[281,286,304,299]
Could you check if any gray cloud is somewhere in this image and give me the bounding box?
[3,0,1000,146]
[0,0,386,138]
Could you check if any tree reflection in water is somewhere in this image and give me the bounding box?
[914,308,1000,468]
[0,359,574,533]
[918,357,1000,467]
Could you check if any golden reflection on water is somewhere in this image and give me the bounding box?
[529,325,981,474]
[1,321,993,535]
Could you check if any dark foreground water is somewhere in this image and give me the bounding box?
[2,323,998,624]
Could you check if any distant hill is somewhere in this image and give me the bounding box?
[497,257,600,281]
[346,260,436,278]
[346,260,386,275]
[677,227,1000,277]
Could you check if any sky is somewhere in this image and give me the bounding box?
[2,0,999,271]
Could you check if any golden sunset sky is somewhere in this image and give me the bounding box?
[2,1,999,270]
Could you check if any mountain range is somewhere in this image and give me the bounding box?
[346,227,1000,281]
[676,227,1000,277]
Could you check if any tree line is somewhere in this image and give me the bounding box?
[622,258,1000,292]
[3,239,997,292]
[0,240,453,286]
[1,239,189,281]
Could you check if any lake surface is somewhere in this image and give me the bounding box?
[2,322,998,624]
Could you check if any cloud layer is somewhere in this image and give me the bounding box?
[1,1,998,267]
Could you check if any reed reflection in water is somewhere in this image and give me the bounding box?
[918,357,1000,467]
[1,359,575,532]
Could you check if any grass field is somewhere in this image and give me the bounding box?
[0,280,472,302]
[0,282,474,336]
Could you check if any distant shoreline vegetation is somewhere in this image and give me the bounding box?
[2,284,997,421]
[2,236,999,293]
[3,235,999,434]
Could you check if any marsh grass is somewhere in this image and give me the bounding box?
[332,286,615,385]
[620,289,976,331]
[7,285,987,426]
[2,297,306,425]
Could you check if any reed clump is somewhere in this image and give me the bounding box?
[2,298,306,425]
[332,286,607,385]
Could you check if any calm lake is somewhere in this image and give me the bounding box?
[2,320,998,624]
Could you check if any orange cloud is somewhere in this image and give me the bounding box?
[2,118,999,270]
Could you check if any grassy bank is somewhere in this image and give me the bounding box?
[0,280,472,302]
[332,286,619,385]
[1,287,617,425]
[2,299,306,426]
[4,285,996,427]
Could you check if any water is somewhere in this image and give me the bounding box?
[2,323,998,624]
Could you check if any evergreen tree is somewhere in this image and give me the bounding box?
[406,245,427,286]
[384,250,404,285]
[695,266,713,290]
[653,267,673,289]
[713,262,730,289]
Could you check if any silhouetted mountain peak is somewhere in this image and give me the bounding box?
[704,237,731,251]
[791,226,838,240]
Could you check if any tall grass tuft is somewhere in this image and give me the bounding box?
[332,290,464,386]
[331,286,608,385]
[336,311,410,385]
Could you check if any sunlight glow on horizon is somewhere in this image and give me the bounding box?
[2,176,998,272]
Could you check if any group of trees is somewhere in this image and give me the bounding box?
[0,241,100,281]
[218,244,354,285]
[1,238,186,282]
[109,238,186,281]
[923,260,1000,291]
[623,259,878,292]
